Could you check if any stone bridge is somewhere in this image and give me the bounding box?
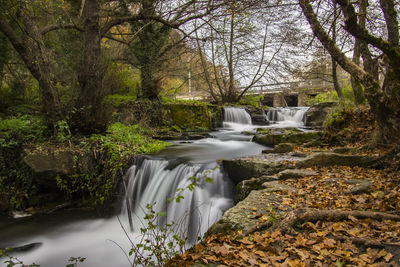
[245,82,332,107]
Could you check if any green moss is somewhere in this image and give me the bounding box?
[162,103,213,129]
[105,94,137,108]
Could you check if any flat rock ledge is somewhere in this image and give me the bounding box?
[296,152,378,168]
[222,154,304,184]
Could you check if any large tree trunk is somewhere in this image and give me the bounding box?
[299,0,400,145]
[0,9,62,129]
[75,0,106,133]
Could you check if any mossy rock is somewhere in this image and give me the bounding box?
[236,175,277,202]
[264,143,294,154]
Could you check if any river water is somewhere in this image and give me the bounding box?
[0,107,308,267]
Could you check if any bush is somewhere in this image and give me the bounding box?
[307,83,355,106]
[0,115,47,148]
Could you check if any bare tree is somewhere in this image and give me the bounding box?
[194,0,288,104]
[299,0,400,145]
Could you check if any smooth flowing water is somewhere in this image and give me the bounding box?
[0,107,308,267]
[266,107,309,128]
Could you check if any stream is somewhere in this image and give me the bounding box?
[0,107,308,267]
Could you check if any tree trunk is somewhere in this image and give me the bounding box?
[140,63,159,100]
[331,58,344,99]
[0,10,62,130]
[75,0,106,133]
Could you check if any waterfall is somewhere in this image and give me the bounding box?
[266,107,309,125]
[122,159,233,245]
[223,107,252,125]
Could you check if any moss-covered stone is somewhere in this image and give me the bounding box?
[162,103,213,129]
[236,175,277,202]
[263,143,294,154]
[107,99,223,130]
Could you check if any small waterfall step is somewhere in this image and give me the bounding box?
[223,107,252,125]
[266,107,309,124]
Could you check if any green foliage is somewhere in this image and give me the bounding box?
[103,63,140,97]
[103,123,169,155]
[161,97,209,106]
[0,115,47,210]
[129,203,186,267]
[66,257,86,267]
[307,84,355,106]
[0,249,85,267]
[0,115,46,148]
[238,94,264,108]
[105,94,137,108]
[56,120,72,143]
[325,101,356,130]
[0,249,40,267]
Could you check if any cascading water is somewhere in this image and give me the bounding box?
[266,107,309,127]
[122,159,233,245]
[1,107,268,267]
[223,107,252,128]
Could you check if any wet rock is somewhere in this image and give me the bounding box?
[296,152,378,168]
[305,102,337,128]
[236,175,277,202]
[222,158,292,184]
[278,169,318,180]
[264,143,294,154]
[1,242,42,252]
[288,152,308,158]
[251,114,270,126]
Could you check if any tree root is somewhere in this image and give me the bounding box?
[331,236,400,249]
[245,208,400,235]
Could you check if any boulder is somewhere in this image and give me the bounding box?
[24,150,76,175]
[222,158,292,184]
[263,143,294,154]
[296,152,378,168]
[24,150,95,175]
[277,169,318,180]
[251,114,270,126]
[206,188,283,235]
[305,102,337,128]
